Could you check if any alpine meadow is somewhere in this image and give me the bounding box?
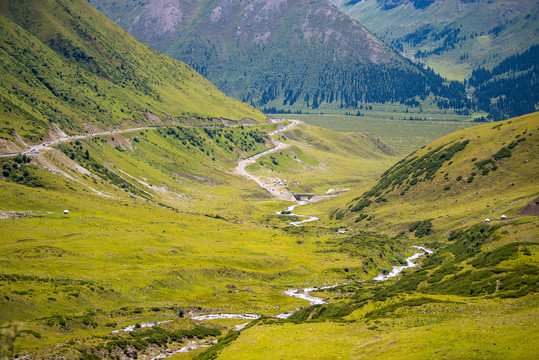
[0,0,537,359]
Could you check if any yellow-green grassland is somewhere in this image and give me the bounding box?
[0,0,537,359]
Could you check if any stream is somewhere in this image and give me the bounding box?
[276,201,319,227]
[170,243,433,357]
[372,246,434,281]
[113,192,433,359]
[122,225,433,358]
[144,120,433,358]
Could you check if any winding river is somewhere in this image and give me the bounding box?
[276,201,319,227]
[190,245,433,321]
[145,120,433,358]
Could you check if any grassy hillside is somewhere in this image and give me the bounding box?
[0,0,264,150]
[322,112,538,235]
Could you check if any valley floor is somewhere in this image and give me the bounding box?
[0,116,537,360]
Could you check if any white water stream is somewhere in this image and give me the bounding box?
[190,314,261,321]
[112,320,172,333]
[162,198,434,357]
[187,245,433,324]
[276,201,319,227]
[372,246,433,281]
[140,120,434,358]
[148,342,212,360]
[118,238,432,358]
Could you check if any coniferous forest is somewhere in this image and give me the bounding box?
[469,45,539,121]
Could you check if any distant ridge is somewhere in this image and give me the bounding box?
[332,0,539,80]
[88,0,469,112]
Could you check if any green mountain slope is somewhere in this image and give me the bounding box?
[469,45,539,121]
[0,0,264,151]
[88,0,469,113]
[333,111,538,235]
[332,0,539,81]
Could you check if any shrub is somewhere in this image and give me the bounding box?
[445,224,496,262]
[350,198,372,212]
[408,219,432,238]
[355,214,368,222]
[469,243,523,268]
[493,147,511,160]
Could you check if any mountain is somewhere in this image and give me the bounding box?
[332,0,539,81]
[0,0,264,152]
[469,45,539,121]
[88,0,468,112]
[335,111,539,233]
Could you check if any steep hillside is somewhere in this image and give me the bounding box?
[333,112,538,235]
[332,0,539,81]
[88,0,469,112]
[0,0,264,151]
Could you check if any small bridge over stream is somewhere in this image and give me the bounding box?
[292,193,315,201]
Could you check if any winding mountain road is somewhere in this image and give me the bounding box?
[0,121,268,158]
[0,127,155,157]
[235,120,298,201]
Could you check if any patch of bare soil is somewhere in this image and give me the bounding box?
[34,148,90,178]
[12,130,28,147]
[41,122,68,143]
[521,197,539,216]
[0,138,24,154]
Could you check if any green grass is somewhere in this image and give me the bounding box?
[214,218,538,359]
[0,119,407,357]
[278,114,475,154]
[1,115,537,358]
[216,297,538,359]
[315,112,539,236]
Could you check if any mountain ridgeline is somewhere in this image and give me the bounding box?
[88,0,468,112]
[333,0,539,79]
[0,0,264,151]
[332,0,539,120]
